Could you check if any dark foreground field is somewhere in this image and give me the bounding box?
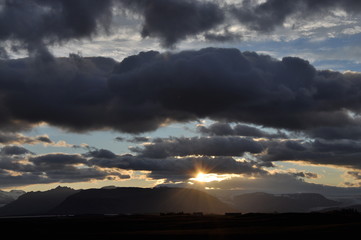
[2,211,361,239]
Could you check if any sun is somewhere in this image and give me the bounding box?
[191,171,221,183]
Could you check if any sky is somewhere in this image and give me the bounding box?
[2,0,361,196]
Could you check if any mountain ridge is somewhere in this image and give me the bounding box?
[0,186,78,216]
[0,187,348,217]
[51,187,234,215]
[233,192,340,213]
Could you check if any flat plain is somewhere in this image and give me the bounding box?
[1,211,361,239]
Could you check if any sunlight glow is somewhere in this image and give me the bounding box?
[190,171,230,183]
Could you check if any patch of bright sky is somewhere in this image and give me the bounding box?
[272,161,351,187]
[12,176,161,192]
[22,120,200,155]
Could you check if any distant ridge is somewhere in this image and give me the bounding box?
[51,187,234,215]
[0,187,344,217]
[0,190,25,207]
[0,187,234,217]
[0,186,78,216]
[233,192,340,213]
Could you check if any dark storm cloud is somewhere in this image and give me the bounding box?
[114,136,151,143]
[30,153,88,170]
[131,136,264,158]
[108,48,361,134]
[118,0,225,47]
[198,122,287,138]
[304,126,361,140]
[0,145,32,155]
[0,0,113,56]
[2,0,361,55]
[260,139,361,169]
[117,0,361,46]
[84,148,117,159]
[231,0,361,32]
[0,151,130,188]
[128,136,151,143]
[2,48,361,136]
[0,55,117,132]
[0,170,52,188]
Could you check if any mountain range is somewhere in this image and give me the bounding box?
[232,192,340,213]
[0,187,233,216]
[0,187,350,217]
[0,190,25,208]
[0,186,78,216]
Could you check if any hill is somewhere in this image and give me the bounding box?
[233,192,340,213]
[51,187,234,215]
[0,186,78,216]
[0,190,25,207]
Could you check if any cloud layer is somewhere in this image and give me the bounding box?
[2,0,361,56]
[1,48,361,137]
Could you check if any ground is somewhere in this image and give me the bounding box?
[1,211,361,239]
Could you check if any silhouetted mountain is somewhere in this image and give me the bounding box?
[0,186,78,216]
[0,190,25,207]
[233,192,340,213]
[51,187,233,215]
[321,203,361,213]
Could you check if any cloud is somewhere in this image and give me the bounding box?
[0,132,76,148]
[292,171,319,179]
[230,0,361,33]
[0,132,50,145]
[347,171,361,180]
[0,146,263,187]
[118,0,225,47]
[0,55,116,132]
[0,149,130,188]
[203,172,361,195]
[114,137,125,142]
[304,126,361,140]
[1,48,361,137]
[0,145,33,155]
[131,136,264,158]
[108,48,361,134]
[0,0,113,57]
[88,149,265,182]
[127,136,151,143]
[114,136,151,143]
[260,139,361,169]
[2,0,361,56]
[197,122,287,138]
